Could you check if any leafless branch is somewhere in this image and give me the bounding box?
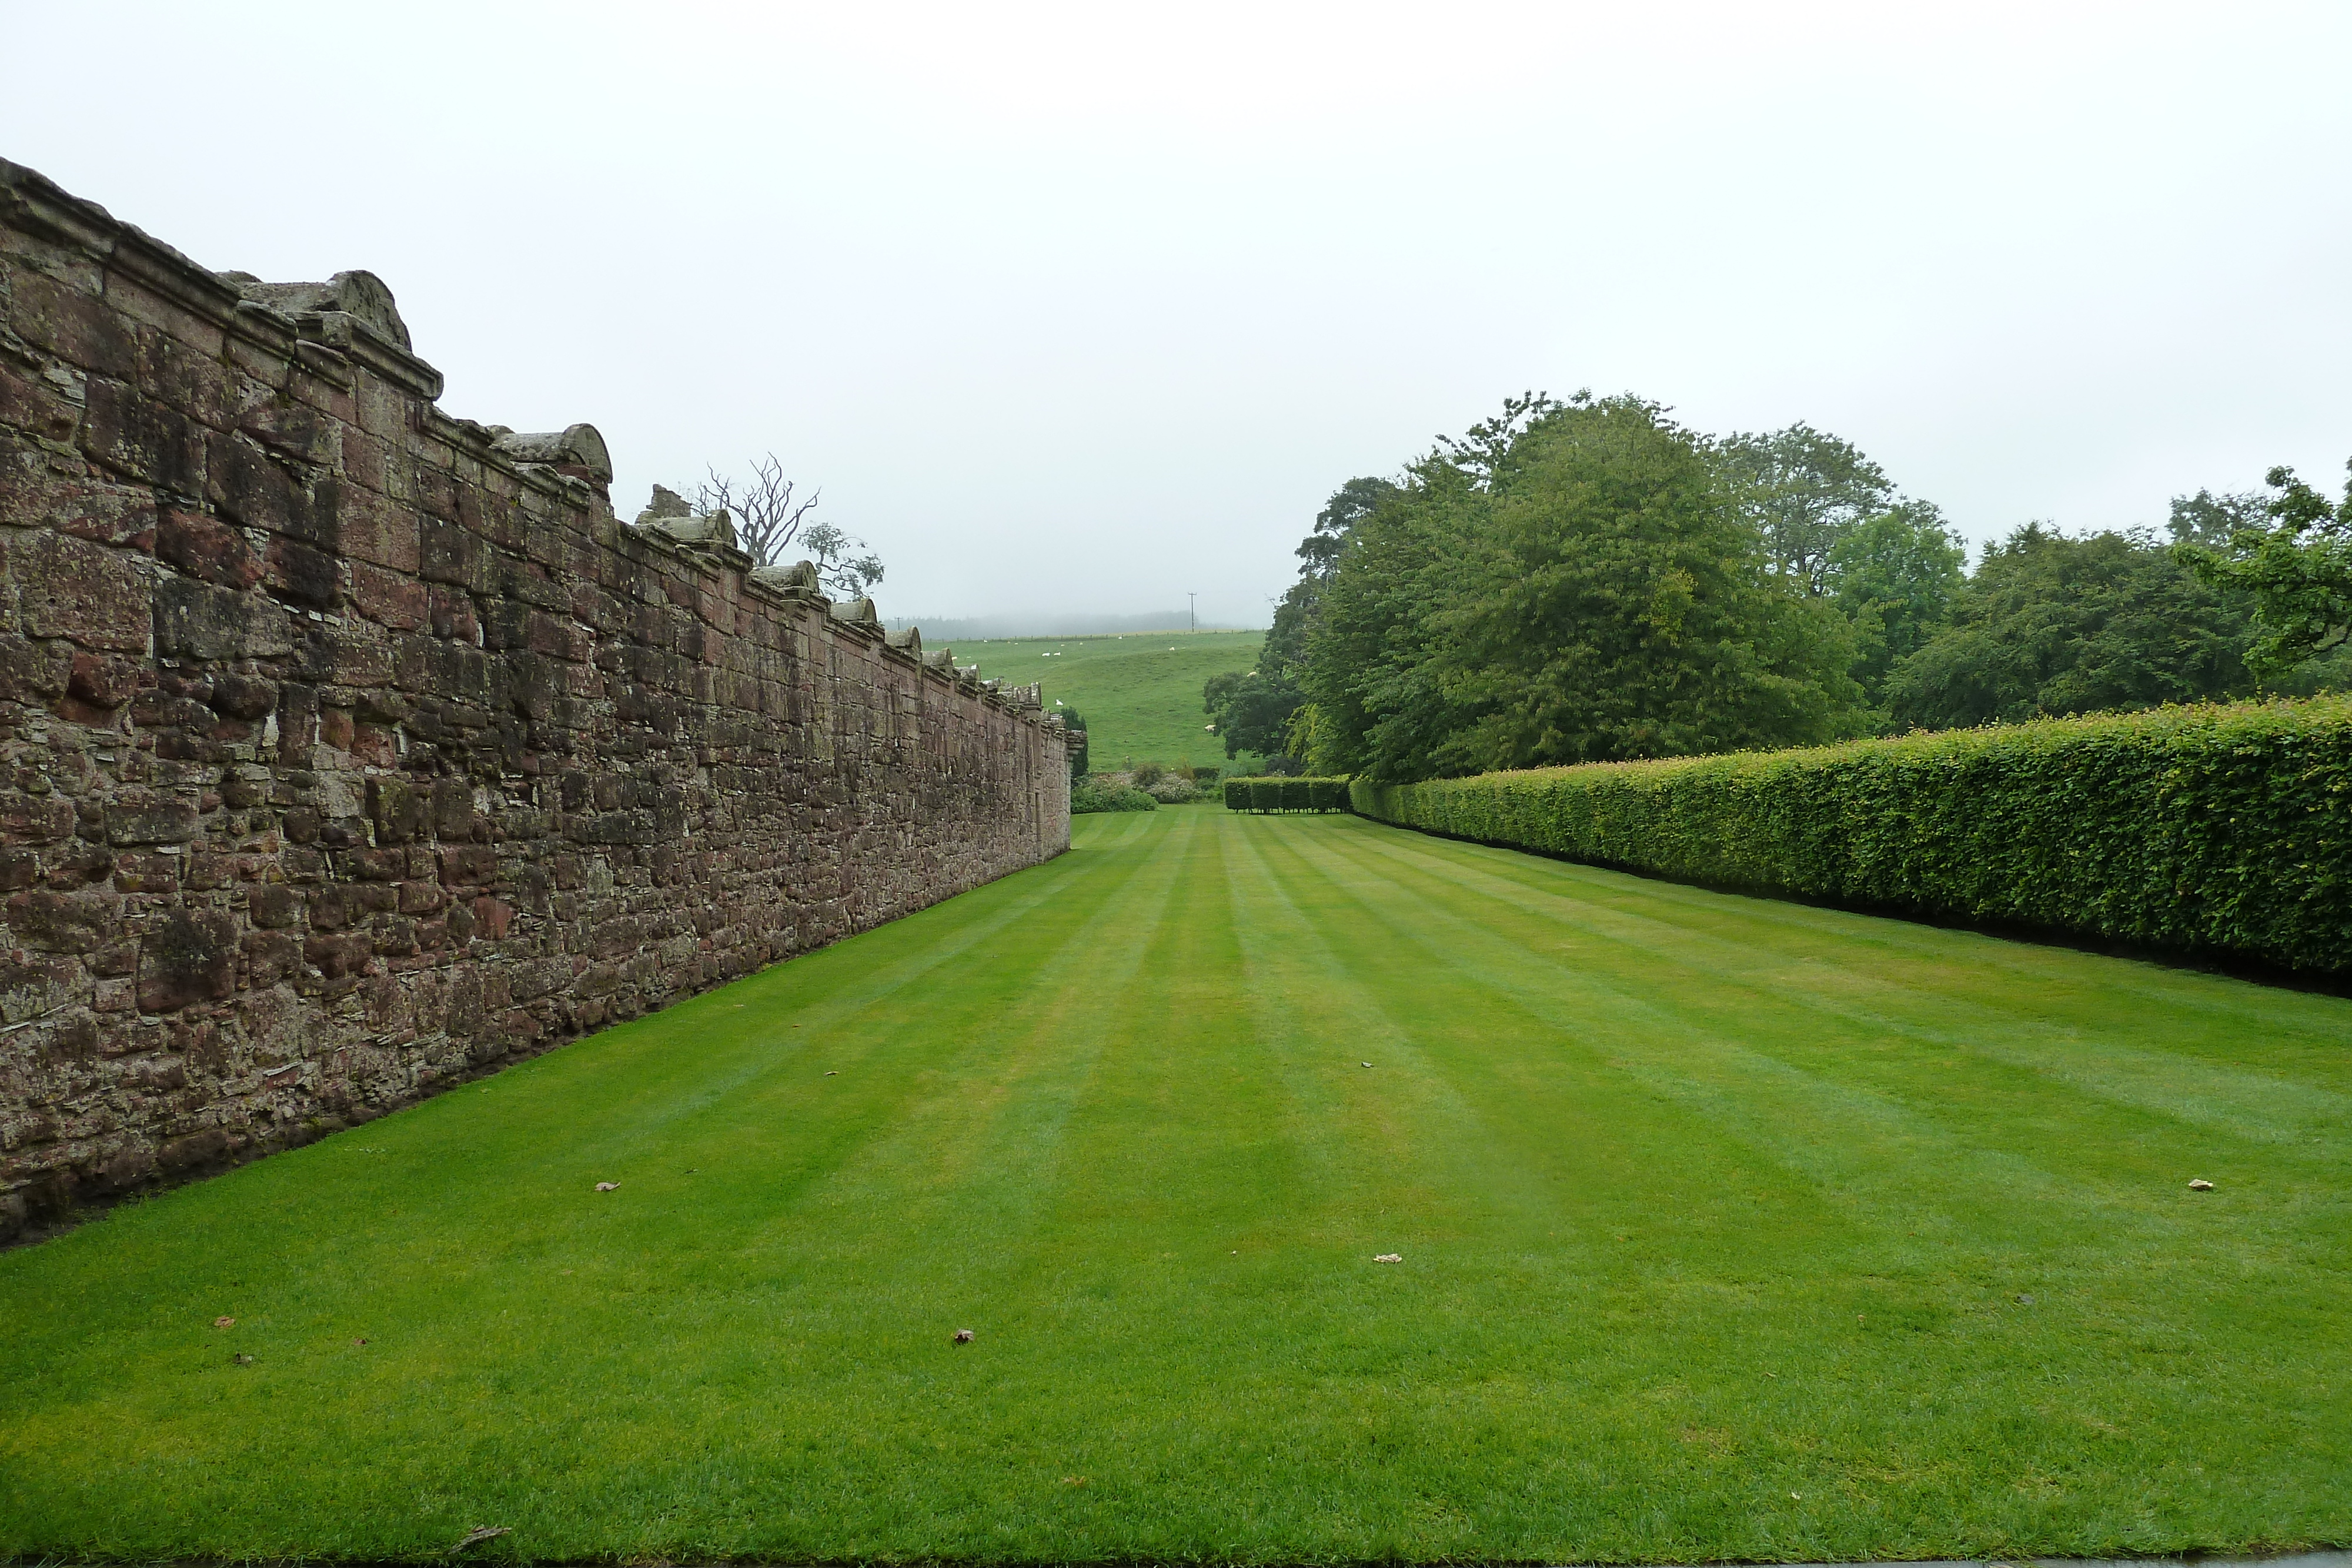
[694,453,821,567]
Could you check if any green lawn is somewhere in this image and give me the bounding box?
[5,808,2350,1563]
[950,628,1262,773]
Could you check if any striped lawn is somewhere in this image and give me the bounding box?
[2,805,2348,1563]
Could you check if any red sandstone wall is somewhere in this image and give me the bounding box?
[0,159,1068,1241]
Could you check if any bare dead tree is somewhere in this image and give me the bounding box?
[693,452,886,598]
[694,453,821,568]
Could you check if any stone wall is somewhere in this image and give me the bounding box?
[0,159,1068,1241]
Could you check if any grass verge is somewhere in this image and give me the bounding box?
[951,628,1259,773]
[3,808,2347,1562]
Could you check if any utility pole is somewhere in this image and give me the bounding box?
[1188,592,1197,633]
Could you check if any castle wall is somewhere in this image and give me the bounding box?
[0,159,1068,1241]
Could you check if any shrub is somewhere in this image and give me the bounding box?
[1222,776,1354,813]
[1348,696,2352,974]
[1134,761,1166,788]
[1146,775,1199,803]
[1072,780,1158,814]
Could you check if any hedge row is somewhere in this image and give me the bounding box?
[1348,697,2352,975]
[1071,781,1156,814]
[1223,777,1352,813]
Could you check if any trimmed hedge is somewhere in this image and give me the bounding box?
[1348,697,2352,975]
[1223,776,1353,813]
[1072,781,1157,814]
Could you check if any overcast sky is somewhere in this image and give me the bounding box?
[8,2,2350,630]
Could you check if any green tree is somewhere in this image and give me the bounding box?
[1295,477,1398,579]
[1828,500,1967,704]
[1715,423,1894,595]
[2175,462,2352,679]
[1204,476,1397,763]
[1887,524,2254,728]
[2167,487,2266,547]
[1059,707,1090,780]
[1302,394,1863,780]
[1201,666,1300,760]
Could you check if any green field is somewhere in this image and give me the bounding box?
[951,628,1263,773]
[5,808,2350,1563]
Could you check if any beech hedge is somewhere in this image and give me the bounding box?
[1347,696,2352,975]
[1223,777,1352,813]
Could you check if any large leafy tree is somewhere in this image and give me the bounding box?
[1828,500,1967,704]
[1204,476,1397,762]
[1302,394,1863,781]
[1887,524,2254,728]
[1716,423,1895,596]
[2174,462,2352,679]
[2167,487,2267,547]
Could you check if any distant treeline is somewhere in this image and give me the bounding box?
[887,612,1250,640]
[1206,392,2352,781]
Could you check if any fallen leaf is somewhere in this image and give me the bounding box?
[454,1526,510,1550]
[1374,1253,1402,1263]
[594,1182,619,1192]
[1062,1476,1088,1486]
[2188,1178,2214,1191]
[824,1071,837,1076]
[954,1328,975,1343]
[213,1316,235,1329]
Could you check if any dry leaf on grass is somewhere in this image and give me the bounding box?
[454,1525,510,1550]
[213,1316,235,1329]
[1374,1253,1402,1263]
[594,1182,619,1192]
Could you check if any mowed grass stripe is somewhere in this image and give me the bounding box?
[1298,815,2332,1272]
[1330,817,2352,1179]
[1239,814,2352,1549]
[1,806,2347,1563]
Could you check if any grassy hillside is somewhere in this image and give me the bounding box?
[950,628,1263,774]
[5,808,2348,1562]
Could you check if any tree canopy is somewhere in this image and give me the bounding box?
[1298,396,1865,780]
[1205,400,2352,785]
[1886,524,2254,729]
[2174,462,2352,678]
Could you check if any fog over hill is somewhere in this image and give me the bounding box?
[886,611,1259,640]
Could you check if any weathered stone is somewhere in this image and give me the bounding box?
[137,910,239,1012]
[104,791,199,845]
[0,153,1067,1229]
[6,890,118,953]
[67,651,140,709]
[156,510,262,590]
[154,576,295,659]
[220,269,413,351]
[211,673,279,720]
[15,530,151,651]
[81,378,203,492]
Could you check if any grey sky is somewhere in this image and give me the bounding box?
[8,2,2350,631]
